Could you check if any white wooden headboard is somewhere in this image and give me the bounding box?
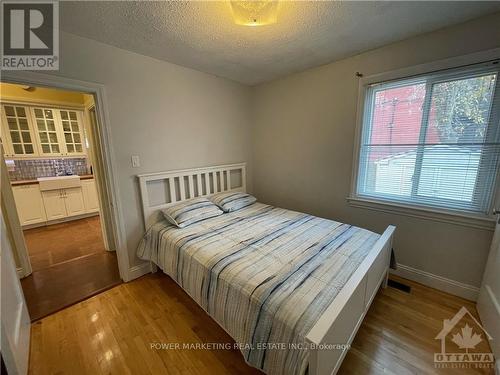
[137,163,246,229]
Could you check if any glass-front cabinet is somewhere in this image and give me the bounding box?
[1,105,37,157]
[32,107,61,156]
[59,110,84,155]
[1,103,86,158]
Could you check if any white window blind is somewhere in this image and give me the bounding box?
[356,62,500,216]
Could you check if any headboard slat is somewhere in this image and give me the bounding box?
[217,172,223,193]
[168,178,175,203]
[137,163,247,229]
[204,173,210,195]
[179,177,186,201]
[196,174,203,197]
[188,175,194,198]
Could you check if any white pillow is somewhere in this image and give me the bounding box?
[161,197,223,228]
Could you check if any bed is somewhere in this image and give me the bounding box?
[137,163,395,375]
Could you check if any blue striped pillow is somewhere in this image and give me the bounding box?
[161,197,223,228]
[209,192,256,213]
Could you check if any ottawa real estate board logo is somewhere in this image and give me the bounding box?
[434,306,494,370]
[1,1,59,70]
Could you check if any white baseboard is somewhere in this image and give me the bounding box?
[127,262,152,281]
[126,261,481,301]
[22,211,99,230]
[390,263,479,301]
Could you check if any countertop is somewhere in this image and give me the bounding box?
[11,174,94,186]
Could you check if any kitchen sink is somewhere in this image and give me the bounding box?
[37,175,82,191]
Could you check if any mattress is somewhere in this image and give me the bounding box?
[137,202,380,375]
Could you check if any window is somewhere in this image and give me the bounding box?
[354,62,500,217]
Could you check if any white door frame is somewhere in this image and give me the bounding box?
[83,100,113,252]
[477,213,500,374]
[1,70,131,282]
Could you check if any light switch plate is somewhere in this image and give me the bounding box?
[131,155,140,168]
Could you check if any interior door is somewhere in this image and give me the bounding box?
[1,212,31,375]
[87,106,114,251]
[1,149,32,277]
[477,212,500,373]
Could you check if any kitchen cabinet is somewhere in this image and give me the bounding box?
[1,104,87,158]
[11,185,46,225]
[41,189,67,221]
[64,187,86,217]
[82,179,99,213]
[12,178,99,227]
[1,105,38,158]
[58,109,85,156]
[42,187,86,220]
[31,107,62,156]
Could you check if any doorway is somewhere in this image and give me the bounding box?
[0,82,122,320]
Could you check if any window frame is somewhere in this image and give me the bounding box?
[349,50,500,230]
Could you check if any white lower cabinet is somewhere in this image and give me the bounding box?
[12,185,47,225]
[41,189,67,221]
[82,179,99,213]
[13,178,99,226]
[64,187,86,217]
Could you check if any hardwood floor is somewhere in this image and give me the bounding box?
[29,273,494,375]
[23,216,106,271]
[21,216,122,321]
[340,275,493,375]
[29,273,260,375]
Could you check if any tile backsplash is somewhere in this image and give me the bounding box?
[7,158,89,181]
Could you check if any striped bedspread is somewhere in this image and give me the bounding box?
[137,203,380,375]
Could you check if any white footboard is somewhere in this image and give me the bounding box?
[305,225,396,375]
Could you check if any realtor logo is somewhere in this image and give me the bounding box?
[1,0,59,70]
[434,306,494,369]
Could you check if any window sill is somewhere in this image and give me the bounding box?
[346,196,495,231]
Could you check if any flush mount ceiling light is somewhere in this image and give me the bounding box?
[230,1,279,26]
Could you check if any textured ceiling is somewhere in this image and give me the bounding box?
[60,1,500,85]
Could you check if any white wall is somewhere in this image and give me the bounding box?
[252,13,500,292]
[45,31,253,269]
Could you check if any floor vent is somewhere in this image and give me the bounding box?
[388,279,411,293]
